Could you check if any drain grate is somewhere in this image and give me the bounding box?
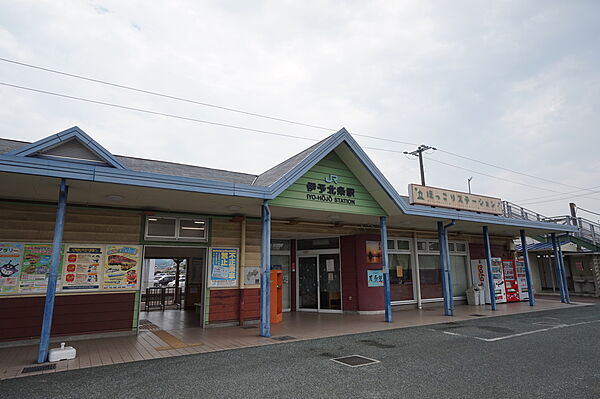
[22,364,56,374]
[271,335,296,341]
[331,355,380,367]
[470,314,486,317]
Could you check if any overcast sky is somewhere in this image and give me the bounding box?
[0,1,599,218]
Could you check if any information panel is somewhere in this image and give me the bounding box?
[62,244,103,291]
[102,245,142,290]
[209,248,238,288]
[19,244,59,294]
[0,243,22,295]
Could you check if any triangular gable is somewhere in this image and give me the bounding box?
[7,126,127,169]
[270,151,386,216]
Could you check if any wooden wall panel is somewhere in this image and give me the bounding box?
[0,203,141,244]
[208,288,259,323]
[0,293,135,341]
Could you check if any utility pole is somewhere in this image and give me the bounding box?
[404,145,436,186]
[468,177,473,194]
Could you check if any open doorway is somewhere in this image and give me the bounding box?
[139,246,207,331]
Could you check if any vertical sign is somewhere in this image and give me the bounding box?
[210,248,239,288]
[62,244,104,291]
[19,244,58,293]
[0,243,22,295]
[102,245,141,290]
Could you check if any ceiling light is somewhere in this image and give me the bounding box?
[148,218,158,222]
[106,194,125,202]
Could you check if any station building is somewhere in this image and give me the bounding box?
[0,126,576,354]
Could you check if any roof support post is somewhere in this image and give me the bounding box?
[519,230,535,306]
[557,241,570,304]
[37,178,68,363]
[380,216,392,322]
[482,226,497,311]
[438,221,455,316]
[551,233,567,303]
[259,200,271,337]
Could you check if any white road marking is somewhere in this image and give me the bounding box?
[442,319,600,342]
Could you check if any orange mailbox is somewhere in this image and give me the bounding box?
[270,269,283,324]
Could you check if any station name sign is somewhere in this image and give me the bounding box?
[408,184,503,215]
[305,174,357,205]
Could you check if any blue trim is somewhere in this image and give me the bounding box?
[483,226,497,311]
[380,216,392,322]
[519,230,535,306]
[259,200,271,337]
[37,179,68,363]
[557,244,570,304]
[550,233,567,303]
[8,126,128,170]
[0,126,578,233]
[438,221,454,316]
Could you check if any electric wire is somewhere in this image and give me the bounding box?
[2,79,600,203]
[2,56,599,199]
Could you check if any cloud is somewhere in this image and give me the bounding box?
[0,1,598,217]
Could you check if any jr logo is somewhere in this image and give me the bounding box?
[324,174,338,184]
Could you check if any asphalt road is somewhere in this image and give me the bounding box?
[3,305,600,399]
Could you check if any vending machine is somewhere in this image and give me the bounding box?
[515,257,529,301]
[502,259,520,302]
[470,258,507,304]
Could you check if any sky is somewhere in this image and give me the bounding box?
[0,1,599,219]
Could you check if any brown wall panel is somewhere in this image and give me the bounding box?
[0,293,135,341]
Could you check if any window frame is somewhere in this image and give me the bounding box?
[145,216,209,242]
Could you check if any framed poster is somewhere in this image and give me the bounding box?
[367,270,384,287]
[366,240,382,264]
[62,244,103,291]
[19,244,60,294]
[102,245,142,290]
[0,243,23,295]
[209,248,238,288]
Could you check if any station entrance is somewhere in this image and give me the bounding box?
[139,246,207,331]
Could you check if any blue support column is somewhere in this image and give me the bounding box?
[557,243,571,304]
[437,221,453,316]
[550,233,567,303]
[259,200,271,337]
[37,179,68,363]
[482,226,497,311]
[380,216,392,322]
[519,230,535,306]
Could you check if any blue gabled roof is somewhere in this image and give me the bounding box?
[7,126,128,170]
[0,126,579,233]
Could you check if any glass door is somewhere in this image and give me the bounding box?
[318,254,341,311]
[298,256,318,310]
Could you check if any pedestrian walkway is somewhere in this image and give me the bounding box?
[0,299,583,380]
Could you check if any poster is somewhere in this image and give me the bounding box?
[62,245,103,291]
[244,266,260,286]
[210,248,238,287]
[366,240,382,264]
[367,270,384,287]
[0,243,22,295]
[102,245,141,290]
[19,244,59,293]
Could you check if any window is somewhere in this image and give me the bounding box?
[297,237,339,250]
[388,253,413,301]
[145,216,208,241]
[415,239,470,298]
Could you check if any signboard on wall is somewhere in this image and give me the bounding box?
[209,248,238,288]
[408,184,503,215]
[19,244,59,294]
[102,245,142,290]
[0,243,22,295]
[367,270,384,287]
[62,244,103,291]
[244,266,260,286]
[270,152,386,216]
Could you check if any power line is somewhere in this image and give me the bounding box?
[0,57,419,147]
[3,79,600,204]
[3,56,599,199]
